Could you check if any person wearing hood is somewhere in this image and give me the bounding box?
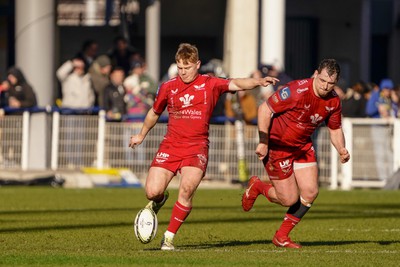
[1,67,37,166]
[3,67,37,109]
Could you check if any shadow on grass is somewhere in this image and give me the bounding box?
[1,202,399,216]
[0,222,133,233]
[2,211,400,233]
[175,239,400,250]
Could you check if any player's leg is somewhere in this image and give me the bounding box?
[161,166,204,250]
[242,149,298,211]
[268,175,300,205]
[145,167,174,214]
[242,173,300,209]
[242,176,273,211]
[295,163,319,206]
[273,163,318,248]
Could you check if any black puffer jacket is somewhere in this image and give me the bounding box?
[7,67,37,108]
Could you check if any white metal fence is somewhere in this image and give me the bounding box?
[1,110,399,189]
[0,113,29,169]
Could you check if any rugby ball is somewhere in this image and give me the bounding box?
[134,208,158,244]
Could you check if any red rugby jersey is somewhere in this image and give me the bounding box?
[153,74,230,144]
[267,78,342,148]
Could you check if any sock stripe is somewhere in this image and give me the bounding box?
[167,201,192,234]
[176,201,192,212]
[285,213,300,224]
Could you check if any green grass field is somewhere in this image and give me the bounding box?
[0,187,399,266]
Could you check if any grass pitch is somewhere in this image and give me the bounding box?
[0,187,399,266]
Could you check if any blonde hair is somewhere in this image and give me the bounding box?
[175,43,199,64]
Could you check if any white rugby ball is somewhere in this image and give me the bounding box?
[134,208,158,244]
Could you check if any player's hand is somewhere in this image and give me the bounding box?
[261,76,280,87]
[129,134,144,149]
[256,143,269,161]
[339,147,350,163]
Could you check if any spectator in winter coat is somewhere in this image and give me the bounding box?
[57,58,95,108]
[3,67,37,109]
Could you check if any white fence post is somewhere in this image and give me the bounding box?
[329,143,338,190]
[341,118,353,190]
[21,111,30,170]
[96,110,106,169]
[393,118,400,172]
[51,111,60,170]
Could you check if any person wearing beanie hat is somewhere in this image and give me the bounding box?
[366,78,397,118]
[89,55,112,107]
[96,55,111,68]
[377,78,397,118]
[379,78,394,91]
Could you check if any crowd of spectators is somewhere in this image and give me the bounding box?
[0,36,399,124]
[54,36,157,121]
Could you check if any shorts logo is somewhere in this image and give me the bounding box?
[279,87,290,100]
[197,154,207,166]
[279,159,291,174]
[156,152,169,163]
[268,163,275,171]
[279,160,290,169]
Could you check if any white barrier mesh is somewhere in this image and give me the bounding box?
[2,112,398,189]
[0,115,23,169]
[314,126,333,185]
[57,115,99,169]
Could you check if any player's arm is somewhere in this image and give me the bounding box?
[255,101,273,160]
[328,127,350,163]
[129,109,160,148]
[228,76,279,91]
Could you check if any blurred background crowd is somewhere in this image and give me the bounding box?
[1,35,399,124]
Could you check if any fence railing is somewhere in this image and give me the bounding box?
[1,108,399,189]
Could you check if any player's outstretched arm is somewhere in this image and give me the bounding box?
[229,76,279,91]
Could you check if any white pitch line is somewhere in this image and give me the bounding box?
[329,228,400,232]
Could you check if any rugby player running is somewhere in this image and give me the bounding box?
[242,59,350,248]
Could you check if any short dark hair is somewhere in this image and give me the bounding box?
[111,66,125,73]
[317,59,340,81]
